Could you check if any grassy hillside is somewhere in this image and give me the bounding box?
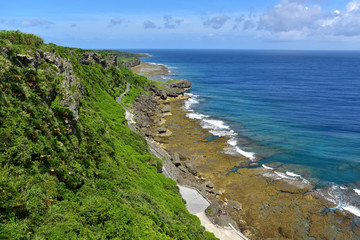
[0,30,216,239]
[96,50,148,67]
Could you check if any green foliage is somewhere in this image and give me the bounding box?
[96,49,149,67]
[97,49,148,59]
[0,31,217,239]
[0,30,44,46]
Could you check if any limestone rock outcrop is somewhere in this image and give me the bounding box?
[146,79,191,100]
[79,52,118,68]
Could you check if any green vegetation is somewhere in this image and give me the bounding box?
[96,50,148,67]
[97,50,148,59]
[0,30,44,46]
[0,31,216,239]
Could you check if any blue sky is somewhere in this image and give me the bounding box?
[1,0,360,50]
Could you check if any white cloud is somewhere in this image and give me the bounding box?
[163,15,183,29]
[108,18,122,27]
[9,18,54,28]
[254,0,360,39]
[259,1,322,32]
[203,15,230,29]
[144,20,156,29]
[332,1,360,36]
[346,0,360,12]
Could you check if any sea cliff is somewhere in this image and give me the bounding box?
[0,30,216,239]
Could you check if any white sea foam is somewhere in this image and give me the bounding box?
[342,205,360,217]
[202,119,230,130]
[286,171,301,178]
[319,186,360,217]
[183,92,256,161]
[234,146,256,161]
[354,189,360,196]
[161,76,171,80]
[274,171,295,180]
[184,98,199,110]
[262,164,274,170]
[184,93,199,97]
[227,138,237,146]
[186,112,209,120]
[225,137,256,160]
[147,62,167,67]
[209,129,236,137]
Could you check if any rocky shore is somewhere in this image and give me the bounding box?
[131,80,245,233]
[131,64,360,240]
[131,62,171,82]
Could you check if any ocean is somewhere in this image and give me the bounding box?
[127,49,360,216]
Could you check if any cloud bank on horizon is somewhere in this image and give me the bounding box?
[1,0,360,49]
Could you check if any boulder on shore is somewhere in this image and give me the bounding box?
[158,126,167,134]
[205,181,214,189]
[226,200,242,211]
[146,79,191,98]
[170,79,191,89]
[184,160,197,176]
[171,152,181,167]
[161,105,171,113]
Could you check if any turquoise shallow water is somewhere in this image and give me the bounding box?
[126,49,360,214]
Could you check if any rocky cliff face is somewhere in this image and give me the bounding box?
[80,52,118,68]
[146,79,191,100]
[14,49,84,131]
[0,31,217,240]
[10,48,121,132]
[121,58,140,68]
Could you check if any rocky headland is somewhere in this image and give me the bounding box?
[131,63,360,240]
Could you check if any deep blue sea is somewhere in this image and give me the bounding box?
[126,49,360,214]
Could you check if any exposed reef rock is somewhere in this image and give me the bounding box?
[161,105,171,113]
[170,79,191,89]
[145,79,191,100]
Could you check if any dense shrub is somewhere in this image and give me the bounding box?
[0,30,44,46]
[0,30,216,239]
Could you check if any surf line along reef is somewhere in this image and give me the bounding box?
[131,60,360,240]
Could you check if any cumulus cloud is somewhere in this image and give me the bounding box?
[332,0,360,36]
[9,18,54,27]
[251,0,360,39]
[346,0,360,11]
[144,20,156,29]
[258,1,322,32]
[233,15,257,31]
[108,18,122,27]
[163,15,183,29]
[203,15,230,29]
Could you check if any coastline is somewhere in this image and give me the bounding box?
[131,61,360,239]
[132,62,172,82]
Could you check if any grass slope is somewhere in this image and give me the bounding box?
[0,30,216,240]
